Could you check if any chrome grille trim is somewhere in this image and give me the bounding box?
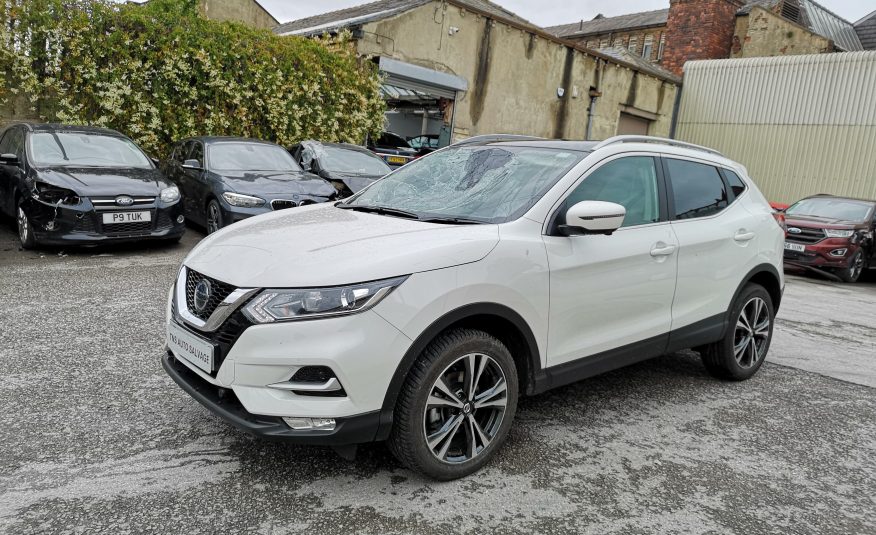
[174,266,258,333]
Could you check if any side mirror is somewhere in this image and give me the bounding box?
[0,153,20,166]
[182,159,202,170]
[560,200,626,236]
[150,157,160,166]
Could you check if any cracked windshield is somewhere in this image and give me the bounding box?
[346,146,586,223]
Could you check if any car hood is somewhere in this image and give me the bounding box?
[184,204,499,287]
[784,214,865,230]
[321,170,383,194]
[216,170,336,198]
[36,167,170,196]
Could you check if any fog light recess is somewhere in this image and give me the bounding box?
[830,248,848,257]
[177,215,185,224]
[282,417,336,431]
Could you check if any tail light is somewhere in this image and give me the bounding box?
[772,211,787,236]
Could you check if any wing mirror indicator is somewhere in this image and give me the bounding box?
[559,200,626,236]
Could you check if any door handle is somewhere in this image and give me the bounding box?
[734,230,756,242]
[650,243,677,257]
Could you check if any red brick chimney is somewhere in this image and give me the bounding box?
[662,0,744,76]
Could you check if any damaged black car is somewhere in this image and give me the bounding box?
[0,123,185,249]
[165,137,337,233]
[289,140,392,198]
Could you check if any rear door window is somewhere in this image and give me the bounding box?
[722,169,747,198]
[666,159,729,220]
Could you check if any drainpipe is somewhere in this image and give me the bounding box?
[585,60,604,141]
[669,83,683,139]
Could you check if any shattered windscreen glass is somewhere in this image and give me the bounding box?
[347,146,586,223]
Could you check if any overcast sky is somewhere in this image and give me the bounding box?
[262,0,874,26]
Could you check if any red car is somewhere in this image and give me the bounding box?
[782,195,876,282]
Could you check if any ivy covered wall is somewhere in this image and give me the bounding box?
[0,0,386,156]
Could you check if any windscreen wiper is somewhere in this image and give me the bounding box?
[335,203,420,220]
[418,216,486,225]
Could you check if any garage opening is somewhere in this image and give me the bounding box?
[377,57,468,151]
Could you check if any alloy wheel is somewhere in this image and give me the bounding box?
[17,206,28,243]
[423,353,508,464]
[207,203,221,234]
[733,296,770,368]
[850,252,864,281]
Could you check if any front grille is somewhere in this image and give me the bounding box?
[155,211,173,230]
[102,221,153,235]
[210,309,253,374]
[786,226,825,244]
[271,199,298,210]
[90,196,156,208]
[185,269,237,321]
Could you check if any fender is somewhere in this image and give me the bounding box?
[722,263,783,338]
[374,302,541,441]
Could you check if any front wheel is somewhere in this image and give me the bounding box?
[837,250,865,283]
[206,199,224,234]
[17,203,37,249]
[701,283,774,381]
[389,329,518,480]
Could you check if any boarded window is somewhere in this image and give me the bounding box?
[657,33,666,60]
[600,38,609,48]
[642,35,654,59]
[628,36,638,53]
[617,112,651,136]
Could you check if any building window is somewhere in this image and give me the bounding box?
[657,33,666,60]
[628,36,638,54]
[642,34,654,59]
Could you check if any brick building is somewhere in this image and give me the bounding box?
[547,0,868,76]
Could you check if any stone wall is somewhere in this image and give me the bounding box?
[199,0,277,30]
[731,6,833,58]
[357,2,679,142]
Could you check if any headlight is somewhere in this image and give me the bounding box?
[825,229,854,238]
[160,186,180,204]
[243,276,408,323]
[223,192,265,208]
[32,181,80,205]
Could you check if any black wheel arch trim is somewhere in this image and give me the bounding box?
[723,263,783,338]
[375,302,541,441]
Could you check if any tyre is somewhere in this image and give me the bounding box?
[206,199,224,234]
[837,250,864,283]
[701,283,774,381]
[389,329,518,480]
[16,202,37,250]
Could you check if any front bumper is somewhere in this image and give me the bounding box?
[162,351,380,445]
[219,194,333,225]
[783,238,859,270]
[27,197,185,245]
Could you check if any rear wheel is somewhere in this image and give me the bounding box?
[701,284,774,381]
[16,202,36,249]
[206,199,223,234]
[837,250,864,283]
[389,329,518,480]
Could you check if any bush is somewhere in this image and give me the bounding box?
[0,0,386,156]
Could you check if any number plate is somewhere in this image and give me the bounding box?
[784,242,806,252]
[167,321,215,374]
[102,211,151,224]
[387,155,408,165]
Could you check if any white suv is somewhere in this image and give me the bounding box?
[163,135,784,480]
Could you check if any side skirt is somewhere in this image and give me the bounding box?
[532,313,725,394]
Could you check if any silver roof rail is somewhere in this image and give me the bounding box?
[593,135,725,157]
[452,134,545,147]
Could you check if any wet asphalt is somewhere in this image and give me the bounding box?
[0,222,874,534]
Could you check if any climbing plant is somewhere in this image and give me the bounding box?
[0,0,386,156]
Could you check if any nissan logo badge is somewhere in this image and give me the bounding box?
[193,280,212,313]
[116,195,134,206]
